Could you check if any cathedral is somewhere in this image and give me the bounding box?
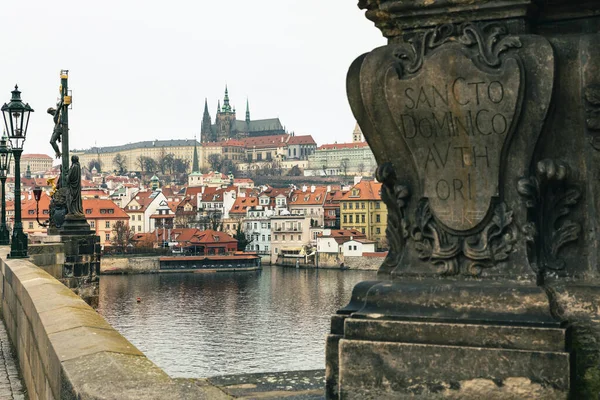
[201,86,287,143]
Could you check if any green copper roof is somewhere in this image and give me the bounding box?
[222,85,233,113]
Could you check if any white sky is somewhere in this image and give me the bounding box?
[1,1,385,159]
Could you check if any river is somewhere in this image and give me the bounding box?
[97,266,375,378]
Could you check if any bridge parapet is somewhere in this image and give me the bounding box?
[0,246,228,399]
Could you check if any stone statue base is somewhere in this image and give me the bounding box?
[325,280,570,399]
[59,215,93,236]
[30,233,101,307]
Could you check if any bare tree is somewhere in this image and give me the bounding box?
[88,159,102,173]
[340,158,350,177]
[357,162,365,176]
[136,155,145,175]
[111,221,134,252]
[207,154,223,172]
[113,153,127,174]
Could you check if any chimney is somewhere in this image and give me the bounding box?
[302,185,307,192]
[326,185,331,192]
[201,186,205,194]
[311,185,316,193]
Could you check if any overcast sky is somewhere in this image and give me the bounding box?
[1,1,384,159]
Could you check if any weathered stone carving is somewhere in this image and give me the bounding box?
[393,22,522,79]
[376,163,410,272]
[411,201,517,276]
[584,84,600,150]
[517,159,581,275]
[387,22,523,233]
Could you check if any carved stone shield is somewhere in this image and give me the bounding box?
[386,44,522,231]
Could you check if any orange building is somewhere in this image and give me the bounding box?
[21,193,129,246]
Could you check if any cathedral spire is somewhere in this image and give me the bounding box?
[245,98,250,123]
[222,85,232,113]
[201,98,212,142]
[217,99,221,115]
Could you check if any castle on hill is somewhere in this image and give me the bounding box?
[201,86,287,143]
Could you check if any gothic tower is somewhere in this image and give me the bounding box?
[215,86,237,141]
[201,98,213,143]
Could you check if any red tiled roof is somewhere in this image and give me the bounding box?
[241,135,289,149]
[229,197,259,215]
[288,187,327,206]
[22,154,53,159]
[191,229,237,244]
[21,193,128,220]
[287,135,316,145]
[318,229,365,239]
[341,180,382,201]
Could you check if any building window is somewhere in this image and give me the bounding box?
[362,228,365,234]
[90,221,95,228]
[361,215,365,223]
[105,221,110,228]
[376,228,381,234]
[275,248,278,254]
[137,215,141,221]
[138,226,142,232]
[28,222,33,229]
[349,215,353,223]
[343,203,347,210]
[354,245,358,250]
[298,235,302,241]
[376,214,380,223]
[349,203,353,210]
[282,235,286,241]
[375,202,380,209]
[361,202,365,209]
[105,233,110,241]
[343,215,347,223]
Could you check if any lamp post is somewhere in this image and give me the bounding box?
[1,85,34,258]
[0,135,12,245]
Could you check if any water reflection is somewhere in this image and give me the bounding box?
[97,266,375,378]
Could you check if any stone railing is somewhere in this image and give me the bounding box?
[0,247,228,399]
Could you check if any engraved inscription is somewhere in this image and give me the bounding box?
[386,45,521,231]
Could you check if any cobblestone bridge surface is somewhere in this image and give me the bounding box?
[0,319,26,399]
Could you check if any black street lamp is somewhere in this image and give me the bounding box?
[0,135,12,245]
[1,85,34,258]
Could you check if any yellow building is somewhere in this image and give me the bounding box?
[72,139,201,173]
[339,180,387,248]
[11,153,54,175]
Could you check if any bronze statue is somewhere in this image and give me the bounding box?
[66,155,83,217]
[47,101,63,159]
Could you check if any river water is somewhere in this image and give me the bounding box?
[97,266,375,378]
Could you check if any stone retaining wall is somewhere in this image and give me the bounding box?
[101,256,160,274]
[0,246,227,399]
[344,256,384,271]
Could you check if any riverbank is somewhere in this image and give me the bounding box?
[101,254,382,274]
[101,255,261,274]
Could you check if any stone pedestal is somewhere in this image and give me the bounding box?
[30,233,101,307]
[328,0,600,398]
